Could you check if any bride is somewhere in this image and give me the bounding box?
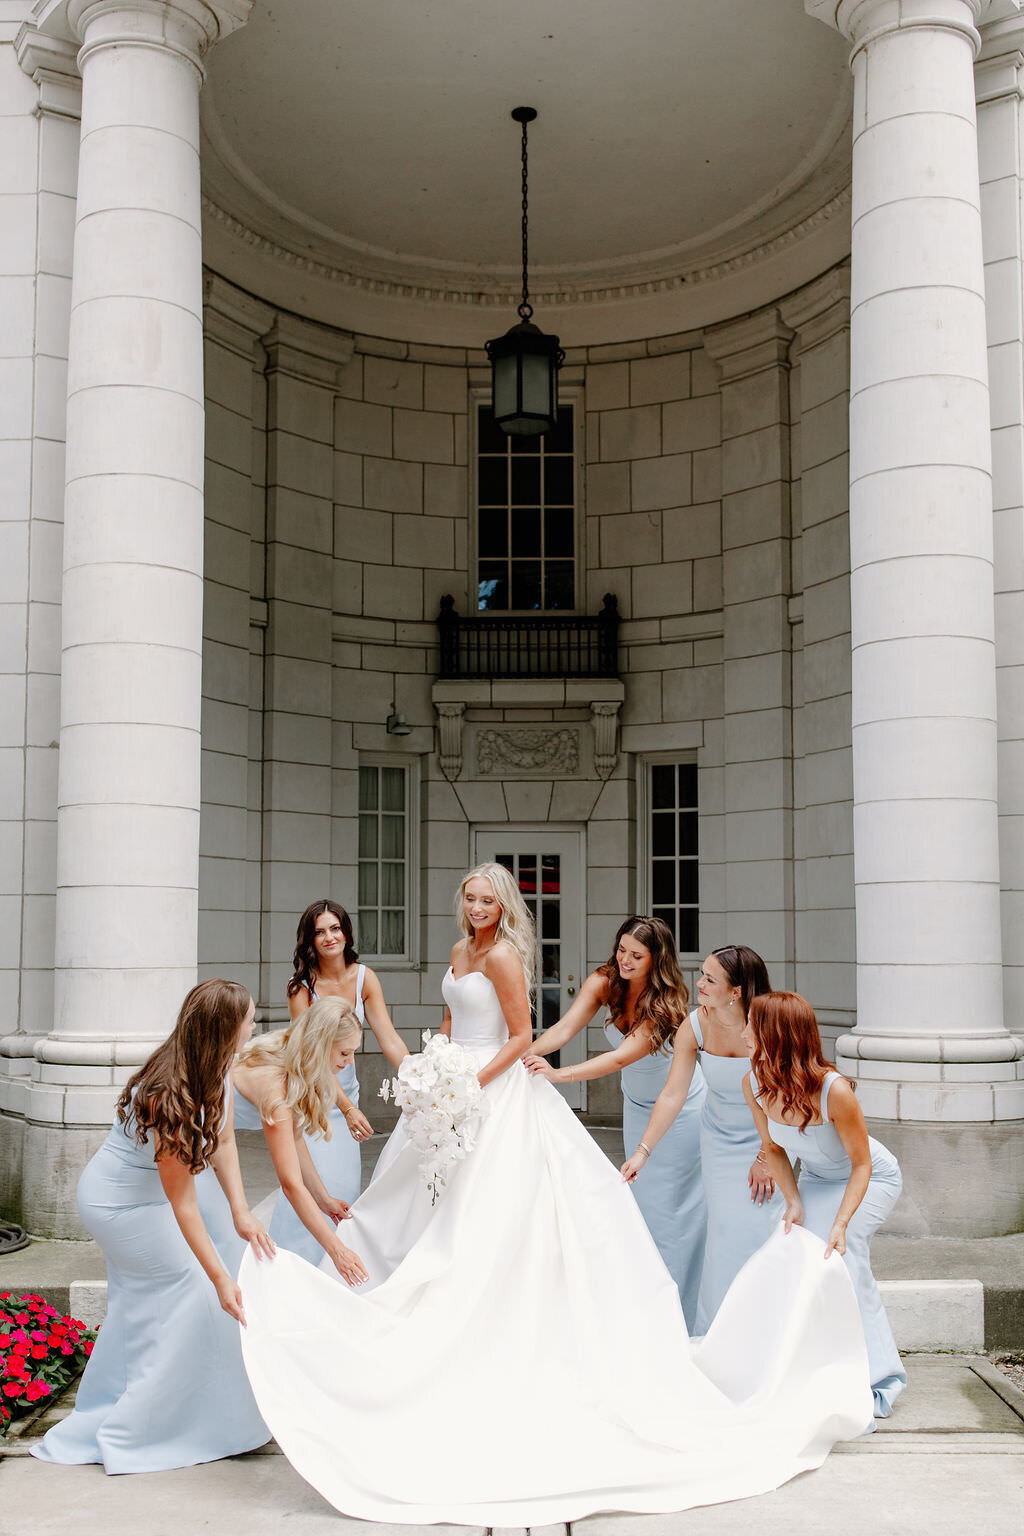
[239,864,874,1526]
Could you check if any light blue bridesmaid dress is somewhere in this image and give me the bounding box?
[754,1069,906,1415]
[233,968,365,1265]
[32,1086,268,1472]
[691,1009,782,1333]
[607,1021,707,1331]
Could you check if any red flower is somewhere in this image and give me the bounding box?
[30,1346,48,1360]
[84,1340,95,1356]
[29,1330,46,1342]
[2,1383,23,1398]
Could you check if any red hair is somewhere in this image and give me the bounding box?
[747,991,848,1130]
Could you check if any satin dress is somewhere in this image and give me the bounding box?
[755,1069,906,1415]
[233,968,365,1263]
[691,1009,782,1332]
[606,1020,706,1330]
[237,968,874,1525]
[32,1088,268,1473]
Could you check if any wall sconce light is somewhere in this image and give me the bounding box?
[386,706,412,737]
[485,107,564,438]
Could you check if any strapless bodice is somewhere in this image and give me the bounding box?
[442,968,510,1051]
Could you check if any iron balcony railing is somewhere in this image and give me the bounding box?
[437,593,620,679]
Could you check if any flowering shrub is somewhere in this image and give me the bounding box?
[0,1291,96,1435]
[380,1031,488,1203]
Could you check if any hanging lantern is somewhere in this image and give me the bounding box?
[485,107,564,437]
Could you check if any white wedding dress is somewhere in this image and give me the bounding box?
[239,969,873,1525]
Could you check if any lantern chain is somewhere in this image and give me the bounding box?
[518,113,533,322]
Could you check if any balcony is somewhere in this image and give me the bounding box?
[437,593,620,680]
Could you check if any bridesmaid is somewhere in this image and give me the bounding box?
[33,980,272,1473]
[622,944,779,1332]
[523,916,707,1330]
[236,900,408,1250]
[232,997,369,1282]
[743,990,906,1416]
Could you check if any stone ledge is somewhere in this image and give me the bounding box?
[878,1279,984,1353]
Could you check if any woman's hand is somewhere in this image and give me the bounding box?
[522,1053,555,1080]
[319,1195,352,1224]
[621,1148,649,1184]
[214,1272,248,1325]
[233,1209,276,1259]
[748,1153,776,1205]
[824,1219,847,1258]
[782,1198,805,1234]
[330,1240,369,1287]
[344,1106,373,1142]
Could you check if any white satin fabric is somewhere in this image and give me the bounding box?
[239,969,873,1525]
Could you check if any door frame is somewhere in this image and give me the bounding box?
[473,825,587,1109]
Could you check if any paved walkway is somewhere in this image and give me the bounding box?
[2,1354,1023,1535]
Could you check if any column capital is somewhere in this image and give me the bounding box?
[59,0,251,77]
[805,0,1012,56]
[703,308,795,385]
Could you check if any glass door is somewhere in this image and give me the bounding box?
[473,828,585,1108]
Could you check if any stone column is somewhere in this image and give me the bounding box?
[808,0,1024,1234]
[704,310,796,987]
[976,11,1024,1079]
[22,0,250,1236]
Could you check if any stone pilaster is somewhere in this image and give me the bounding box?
[780,268,855,1045]
[704,310,796,987]
[809,0,1024,1233]
[259,314,354,1016]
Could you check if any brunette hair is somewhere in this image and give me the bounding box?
[710,943,771,1018]
[236,997,362,1140]
[287,900,359,999]
[600,916,689,1055]
[116,979,251,1172]
[747,990,846,1129]
[455,864,535,992]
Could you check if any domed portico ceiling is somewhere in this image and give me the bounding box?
[201,0,853,345]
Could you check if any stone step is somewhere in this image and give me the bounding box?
[38,1274,986,1353]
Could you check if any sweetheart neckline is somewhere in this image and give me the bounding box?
[446,966,495,986]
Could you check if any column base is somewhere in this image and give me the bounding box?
[866,1118,1024,1236]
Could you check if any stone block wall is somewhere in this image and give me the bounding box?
[195,275,863,1113]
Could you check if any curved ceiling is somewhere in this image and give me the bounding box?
[201,0,853,342]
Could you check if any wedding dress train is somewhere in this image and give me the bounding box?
[239,969,873,1525]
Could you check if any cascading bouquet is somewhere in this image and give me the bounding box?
[379,1030,488,1204]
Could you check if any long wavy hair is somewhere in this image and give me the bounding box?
[747,991,846,1130]
[455,863,535,993]
[287,900,359,1000]
[600,916,689,1056]
[236,997,362,1140]
[710,943,771,1018]
[116,979,251,1172]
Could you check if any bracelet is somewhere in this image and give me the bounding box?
[638,1141,652,1158]
[567,1067,574,1082]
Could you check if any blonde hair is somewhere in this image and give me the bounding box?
[455,863,535,993]
[236,997,362,1139]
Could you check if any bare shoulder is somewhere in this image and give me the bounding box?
[673,1014,699,1053]
[484,941,526,984]
[827,1076,862,1116]
[585,968,611,1001]
[449,939,467,970]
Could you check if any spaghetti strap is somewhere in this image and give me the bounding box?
[689,1008,704,1050]
[820,1071,841,1125]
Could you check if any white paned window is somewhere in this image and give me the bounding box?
[357,762,418,962]
[637,758,699,955]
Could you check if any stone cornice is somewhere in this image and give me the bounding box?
[780,263,851,352]
[806,0,1001,58]
[15,23,81,118]
[703,308,796,382]
[63,0,251,77]
[200,185,853,315]
[260,312,354,387]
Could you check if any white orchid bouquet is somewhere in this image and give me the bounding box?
[379,1031,488,1204]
